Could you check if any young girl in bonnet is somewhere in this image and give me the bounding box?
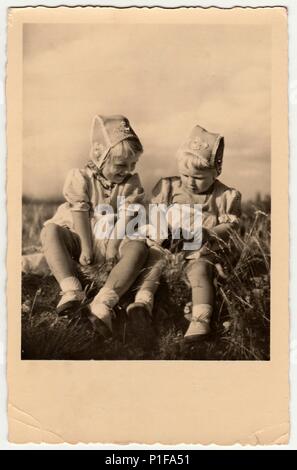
[41,115,148,338]
[127,124,241,342]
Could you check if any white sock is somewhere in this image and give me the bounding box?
[92,287,119,308]
[90,287,119,328]
[192,304,213,323]
[60,276,82,293]
[135,289,154,308]
[90,303,113,329]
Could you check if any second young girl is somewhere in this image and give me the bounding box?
[127,124,242,342]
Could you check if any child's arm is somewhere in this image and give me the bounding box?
[106,173,146,261]
[205,188,242,246]
[72,211,93,265]
[106,211,137,261]
[209,222,235,241]
[63,168,93,265]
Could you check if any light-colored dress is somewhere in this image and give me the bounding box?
[148,176,241,260]
[44,165,145,262]
[151,177,241,228]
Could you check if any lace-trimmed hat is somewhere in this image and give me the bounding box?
[90,114,143,169]
[179,124,224,175]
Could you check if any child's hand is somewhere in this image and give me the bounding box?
[79,248,93,266]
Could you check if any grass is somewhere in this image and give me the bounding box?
[21,195,270,360]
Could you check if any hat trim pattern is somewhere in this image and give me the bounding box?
[177,125,224,175]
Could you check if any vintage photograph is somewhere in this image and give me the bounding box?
[21,20,271,361]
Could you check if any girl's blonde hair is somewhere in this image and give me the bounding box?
[91,137,143,165]
[108,138,143,162]
[177,150,213,173]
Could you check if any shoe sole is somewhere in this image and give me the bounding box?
[56,300,82,316]
[126,304,152,340]
[183,332,210,343]
[90,316,113,340]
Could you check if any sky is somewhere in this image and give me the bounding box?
[23,23,271,201]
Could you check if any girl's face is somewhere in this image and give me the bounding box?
[180,165,216,194]
[102,154,139,183]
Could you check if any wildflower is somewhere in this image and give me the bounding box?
[184,302,192,315]
[22,300,31,314]
[255,210,268,217]
[252,288,263,299]
[245,295,251,304]
[222,321,231,331]
[183,302,192,321]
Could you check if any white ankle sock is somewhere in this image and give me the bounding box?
[92,287,119,308]
[192,304,213,322]
[90,303,113,328]
[135,289,154,308]
[90,287,118,328]
[60,276,82,293]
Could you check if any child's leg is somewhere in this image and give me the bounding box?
[184,259,214,339]
[124,245,165,339]
[186,259,214,306]
[41,223,80,282]
[128,245,165,314]
[40,223,83,313]
[104,240,148,296]
[89,240,148,331]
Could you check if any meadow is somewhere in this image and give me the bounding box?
[22,195,271,360]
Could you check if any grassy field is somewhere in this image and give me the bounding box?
[22,195,271,360]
